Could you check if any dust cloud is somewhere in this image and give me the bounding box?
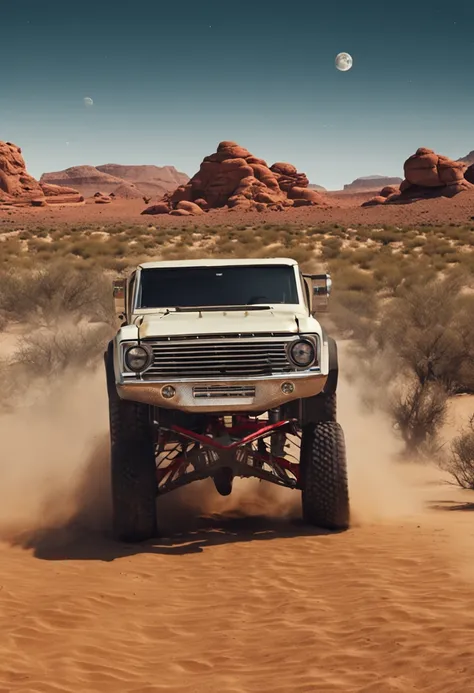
[0,369,109,540]
[0,351,430,544]
[338,376,426,525]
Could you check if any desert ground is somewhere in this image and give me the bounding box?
[2,188,474,231]
[0,187,474,692]
[0,356,473,693]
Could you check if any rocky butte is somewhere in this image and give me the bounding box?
[0,141,83,206]
[40,164,189,199]
[362,147,473,206]
[142,141,327,216]
[343,175,403,192]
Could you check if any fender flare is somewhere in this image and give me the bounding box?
[323,334,338,395]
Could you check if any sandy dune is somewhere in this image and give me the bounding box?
[0,369,474,692]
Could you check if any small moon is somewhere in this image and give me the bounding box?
[335,52,353,72]
[84,96,94,107]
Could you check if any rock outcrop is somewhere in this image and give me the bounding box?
[111,182,144,199]
[142,141,327,215]
[41,163,189,199]
[0,141,82,206]
[464,164,474,185]
[362,148,473,207]
[344,175,403,192]
[457,150,474,166]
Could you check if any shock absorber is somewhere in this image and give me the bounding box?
[269,408,280,425]
[269,408,285,457]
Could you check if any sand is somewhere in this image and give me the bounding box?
[0,350,474,693]
[2,188,474,231]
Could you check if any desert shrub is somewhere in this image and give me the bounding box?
[404,235,426,249]
[443,416,474,489]
[372,276,474,394]
[347,247,377,269]
[320,237,343,260]
[370,229,401,245]
[0,265,115,327]
[15,323,113,377]
[372,256,437,294]
[330,266,378,293]
[391,380,448,454]
[307,226,330,237]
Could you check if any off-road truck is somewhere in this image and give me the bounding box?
[105,258,349,542]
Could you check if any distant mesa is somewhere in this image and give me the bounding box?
[362,148,473,207]
[40,164,189,200]
[457,150,474,166]
[142,141,328,216]
[0,141,83,207]
[308,183,327,192]
[343,175,403,192]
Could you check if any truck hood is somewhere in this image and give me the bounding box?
[136,308,319,338]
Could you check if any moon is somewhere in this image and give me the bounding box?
[335,52,353,72]
[84,96,94,107]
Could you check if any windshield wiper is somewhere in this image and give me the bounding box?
[173,305,272,312]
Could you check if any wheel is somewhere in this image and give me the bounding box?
[105,342,158,542]
[302,391,337,423]
[300,422,350,530]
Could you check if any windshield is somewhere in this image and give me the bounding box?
[137,265,299,309]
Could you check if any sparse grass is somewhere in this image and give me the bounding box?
[1,221,472,276]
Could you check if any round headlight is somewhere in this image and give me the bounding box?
[125,345,151,372]
[289,339,316,368]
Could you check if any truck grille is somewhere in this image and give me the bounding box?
[193,385,256,399]
[142,338,294,379]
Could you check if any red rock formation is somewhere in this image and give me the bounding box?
[362,148,473,207]
[142,141,327,215]
[41,163,189,199]
[464,164,474,185]
[112,182,143,199]
[0,142,43,202]
[0,141,82,206]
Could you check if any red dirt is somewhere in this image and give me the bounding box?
[1,189,474,230]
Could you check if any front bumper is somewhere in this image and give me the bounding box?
[117,372,328,413]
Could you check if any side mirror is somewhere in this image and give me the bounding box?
[113,278,127,322]
[304,273,332,314]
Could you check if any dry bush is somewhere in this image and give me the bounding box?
[14,323,113,377]
[330,265,378,292]
[443,415,474,489]
[372,275,474,395]
[0,265,115,327]
[320,237,343,260]
[390,380,448,454]
[369,228,402,245]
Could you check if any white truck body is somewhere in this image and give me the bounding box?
[112,258,331,413]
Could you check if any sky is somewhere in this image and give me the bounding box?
[1,0,473,190]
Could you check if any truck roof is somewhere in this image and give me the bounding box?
[138,258,298,270]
